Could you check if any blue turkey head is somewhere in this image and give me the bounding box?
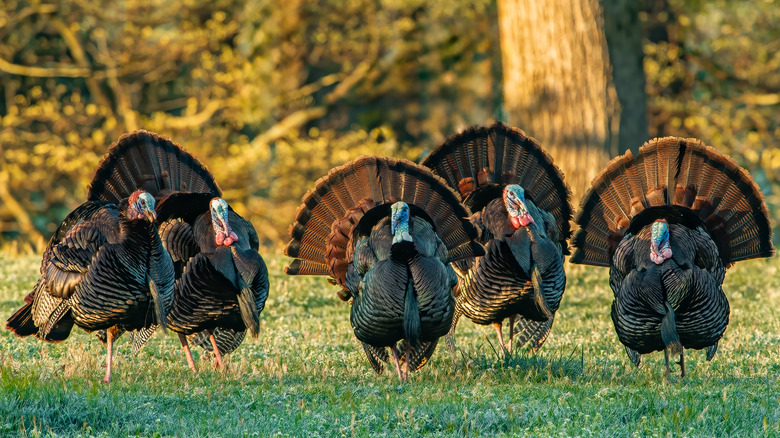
[210,198,239,246]
[127,190,156,222]
[504,184,534,229]
[650,219,672,264]
[391,201,412,244]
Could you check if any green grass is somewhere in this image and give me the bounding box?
[1,252,779,437]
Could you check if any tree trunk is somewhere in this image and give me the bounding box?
[602,0,648,156]
[497,0,627,198]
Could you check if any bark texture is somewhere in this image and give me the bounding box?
[497,0,633,197]
[602,0,648,156]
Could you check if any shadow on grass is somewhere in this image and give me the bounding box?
[455,336,585,382]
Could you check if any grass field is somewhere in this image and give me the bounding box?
[1,251,779,437]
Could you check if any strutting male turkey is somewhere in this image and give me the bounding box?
[421,122,572,354]
[5,190,175,383]
[85,130,269,371]
[571,137,774,376]
[285,156,484,380]
[155,195,268,370]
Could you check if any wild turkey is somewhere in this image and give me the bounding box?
[421,122,572,354]
[156,195,268,370]
[86,130,268,370]
[571,137,775,376]
[5,190,175,383]
[285,156,484,380]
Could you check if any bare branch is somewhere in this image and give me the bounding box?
[163,101,222,129]
[249,106,328,151]
[95,34,138,131]
[0,144,43,243]
[49,18,114,114]
[0,57,90,78]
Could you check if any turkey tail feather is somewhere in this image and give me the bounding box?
[361,342,388,374]
[42,300,70,338]
[421,122,572,251]
[5,297,36,337]
[285,156,483,291]
[130,325,158,354]
[706,342,718,361]
[511,316,554,352]
[572,137,774,266]
[87,130,221,202]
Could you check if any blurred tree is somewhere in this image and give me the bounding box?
[1,0,777,248]
[603,0,649,152]
[642,0,780,242]
[0,0,501,248]
[497,0,648,196]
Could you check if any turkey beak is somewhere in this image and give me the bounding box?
[144,207,156,223]
[390,205,400,235]
[219,217,230,234]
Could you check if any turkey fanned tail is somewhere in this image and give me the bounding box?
[87,130,221,203]
[572,137,774,267]
[511,316,554,352]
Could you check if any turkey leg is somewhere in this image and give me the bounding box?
[390,345,405,381]
[178,333,197,372]
[102,329,113,384]
[663,347,670,377]
[207,329,224,369]
[507,315,517,353]
[493,322,508,356]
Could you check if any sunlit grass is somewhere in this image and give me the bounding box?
[1,252,778,437]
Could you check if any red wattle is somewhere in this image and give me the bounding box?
[510,214,533,228]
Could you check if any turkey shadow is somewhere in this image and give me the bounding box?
[457,339,585,381]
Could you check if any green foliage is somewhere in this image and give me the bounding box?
[0,0,500,247]
[642,0,780,236]
[2,0,779,246]
[2,253,780,436]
